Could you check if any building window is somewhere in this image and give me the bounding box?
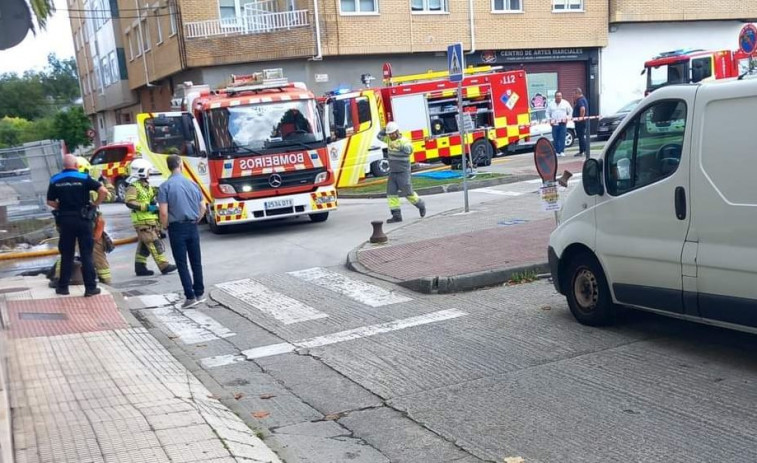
[101,56,111,87]
[411,0,447,13]
[154,7,163,43]
[340,0,378,13]
[492,0,521,12]
[552,0,582,11]
[135,26,143,57]
[126,30,134,60]
[83,73,89,95]
[219,0,237,19]
[169,0,178,35]
[141,19,151,52]
[109,52,118,83]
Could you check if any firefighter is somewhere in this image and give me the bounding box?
[125,158,177,276]
[378,122,426,223]
[49,157,115,287]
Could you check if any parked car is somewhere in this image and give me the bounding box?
[507,109,576,154]
[596,99,641,141]
[89,143,138,202]
[548,77,757,333]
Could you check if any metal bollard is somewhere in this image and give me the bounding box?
[369,220,387,244]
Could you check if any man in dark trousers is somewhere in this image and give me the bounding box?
[47,154,108,297]
[573,88,589,158]
[158,155,206,309]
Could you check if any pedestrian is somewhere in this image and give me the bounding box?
[546,91,572,157]
[49,156,115,287]
[158,155,206,309]
[573,88,589,158]
[46,154,108,297]
[377,121,426,223]
[125,158,177,277]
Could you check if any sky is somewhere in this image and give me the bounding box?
[0,0,75,75]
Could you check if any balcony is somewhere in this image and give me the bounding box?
[184,0,309,39]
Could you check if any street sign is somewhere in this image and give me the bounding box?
[448,43,464,83]
[457,113,475,132]
[739,24,757,55]
[86,129,96,140]
[540,182,561,212]
[534,137,557,183]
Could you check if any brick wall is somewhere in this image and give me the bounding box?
[611,0,757,23]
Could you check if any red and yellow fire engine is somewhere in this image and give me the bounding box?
[643,48,754,95]
[136,69,337,234]
[378,64,531,168]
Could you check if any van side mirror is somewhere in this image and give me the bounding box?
[582,158,604,196]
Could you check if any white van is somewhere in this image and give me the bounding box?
[548,77,757,333]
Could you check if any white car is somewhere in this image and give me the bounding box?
[507,116,576,153]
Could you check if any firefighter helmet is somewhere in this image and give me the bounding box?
[129,158,153,180]
[76,156,92,174]
[385,122,400,135]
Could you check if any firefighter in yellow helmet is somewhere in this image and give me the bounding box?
[49,156,115,286]
[377,121,426,223]
[125,158,177,276]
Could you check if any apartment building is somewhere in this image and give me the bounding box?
[68,0,139,146]
[602,0,757,113]
[116,0,607,118]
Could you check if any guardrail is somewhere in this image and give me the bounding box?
[184,10,309,39]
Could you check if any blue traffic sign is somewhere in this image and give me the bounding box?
[447,43,464,83]
[739,24,757,55]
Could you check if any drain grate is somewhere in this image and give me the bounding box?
[111,279,158,289]
[19,312,68,321]
[0,287,27,294]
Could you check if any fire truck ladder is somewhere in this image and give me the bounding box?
[383,65,503,86]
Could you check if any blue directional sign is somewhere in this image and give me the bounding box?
[448,43,464,83]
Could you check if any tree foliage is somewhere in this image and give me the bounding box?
[52,107,92,150]
[0,54,80,120]
[28,0,56,33]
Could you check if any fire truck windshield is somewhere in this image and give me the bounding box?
[206,100,324,156]
[647,62,688,92]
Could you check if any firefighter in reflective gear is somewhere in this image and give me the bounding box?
[125,159,177,276]
[378,122,426,223]
[49,157,116,287]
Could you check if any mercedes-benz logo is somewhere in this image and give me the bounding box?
[268,174,283,188]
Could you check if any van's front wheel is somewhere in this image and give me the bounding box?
[566,253,616,326]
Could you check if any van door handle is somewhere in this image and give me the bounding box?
[675,186,686,220]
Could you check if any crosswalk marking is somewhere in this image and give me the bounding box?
[200,309,467,368]
[288,267,412,307]
[151,306,236,345]
[472,188,525,197]
[215,279,328,325]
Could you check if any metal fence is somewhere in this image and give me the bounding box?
[0,140,63,221]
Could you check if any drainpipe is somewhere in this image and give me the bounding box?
[311,0,323,60]
[467,0,475,55]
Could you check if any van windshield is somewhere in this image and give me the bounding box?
[646,62,688,92]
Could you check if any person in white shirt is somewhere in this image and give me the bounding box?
[546,92,573,157]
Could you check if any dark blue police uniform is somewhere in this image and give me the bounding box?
[47,169,102,295]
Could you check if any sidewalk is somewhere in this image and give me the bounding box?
[347,176,574,293]
[0,276,281,463]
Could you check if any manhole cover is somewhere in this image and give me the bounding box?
[19,312,68,321]
[111,279,158,289]
[0,287,26,294]
[122,289,144,297]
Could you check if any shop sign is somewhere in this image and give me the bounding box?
[479,48,590,63]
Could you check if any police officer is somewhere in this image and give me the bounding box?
[125,158,177,276]
[47,154,108,296]
[377,122,426,223]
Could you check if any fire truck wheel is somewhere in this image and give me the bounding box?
[207,212,230,235]
[370,159,390,177]
[470,140,494,167]
[115,178,127,203]
[309,212,329,223]
[565,129,576,148]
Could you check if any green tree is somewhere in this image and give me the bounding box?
[52,106,92,150]
[28,0,56,32]
[42,54,80,104]
[0,73,47,120]
[0,116,56,148]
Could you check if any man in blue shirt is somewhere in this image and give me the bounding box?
[158,155,206,309]
[573,88,589,158]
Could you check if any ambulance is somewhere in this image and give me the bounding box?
[135,69,337,234]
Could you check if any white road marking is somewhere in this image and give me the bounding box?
[472,188,525,197]
[288,267,412,307]
[200,309,467,368]
[129,294,181,310]
[151,306,236,345]
[216,279,328,324]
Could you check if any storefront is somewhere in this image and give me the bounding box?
[470,48,600,130]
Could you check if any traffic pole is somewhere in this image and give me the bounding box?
[457,81,469,213]
[585,100,591,160]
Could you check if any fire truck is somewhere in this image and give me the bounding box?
[379,65,531,168]
[643,48,754,95]
[135,69,337,234]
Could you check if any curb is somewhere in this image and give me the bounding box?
[338,174,539,199]
[0,236,138,261]
[0,315,12,463]
[346,244,549,294]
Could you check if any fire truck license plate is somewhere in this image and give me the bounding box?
[265,199,294,210]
